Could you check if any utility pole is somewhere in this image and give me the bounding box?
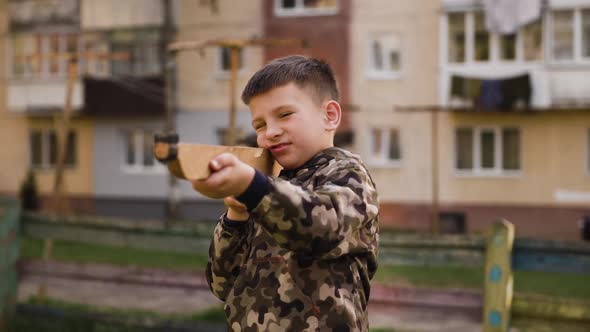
[20,51,129,216]
[20,50,128,301]
[161,0,178,224]
[167,38,306,146]
[431,109,440,234]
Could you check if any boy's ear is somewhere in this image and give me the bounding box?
[323,100,341,131]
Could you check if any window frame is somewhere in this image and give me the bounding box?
[274,0,339,17]
[367,33,403,80]
[443,11,544,65]
[29,129,77,169]
[454,126,522,177]
[121,129,165,174]
[367,127,402,168]
[548,6,590,65]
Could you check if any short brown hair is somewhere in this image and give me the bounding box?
[241,55,339,105]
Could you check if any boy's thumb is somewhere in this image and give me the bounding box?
[210,153,236,171]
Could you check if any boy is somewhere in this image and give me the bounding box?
[192,55,379,331]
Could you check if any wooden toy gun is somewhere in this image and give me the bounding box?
[153,133,277,180]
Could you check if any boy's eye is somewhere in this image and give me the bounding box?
[254,123,266,131]
[279,112,292,118]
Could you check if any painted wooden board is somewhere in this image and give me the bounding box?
[483,219,514,332]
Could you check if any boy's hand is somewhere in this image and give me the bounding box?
[224,196,249,221]
[191,153,255,199]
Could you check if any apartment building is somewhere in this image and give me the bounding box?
[3,0,95,212]
[350,0,590,240]
[2,0,171,217]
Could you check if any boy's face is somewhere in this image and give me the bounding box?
[250,83,336,170]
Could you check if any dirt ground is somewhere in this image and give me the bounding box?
[18,260,488,331]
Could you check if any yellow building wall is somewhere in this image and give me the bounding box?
[352,110,434,202]
[175,0,263,111]
[0,0,27,194]
[350,0,440,203]
[0,112,29,193]
[438,112,590,205]
[349,0,440,108]
[0,1,94,197]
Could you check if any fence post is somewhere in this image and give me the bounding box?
[483,219,514,332]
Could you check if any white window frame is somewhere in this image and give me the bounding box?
[366,33,403,80]
[367,127,402,168]
[121,129,165,174]
[548,6,590,66]
[454,126,522,177]
[274,0,338,17]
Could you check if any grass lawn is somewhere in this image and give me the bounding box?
[21,237,590,300]
[20,236,209,271]
[375,264,590,300]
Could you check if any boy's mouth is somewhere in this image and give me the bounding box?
[269,143,290,154]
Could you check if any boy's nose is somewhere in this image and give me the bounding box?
[265,123,283,140]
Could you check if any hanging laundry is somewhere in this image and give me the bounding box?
[500,74,532,109]
[478,80,503,109]
[451,75,482,100]
[450,73,532,110]
[483,0,542,35]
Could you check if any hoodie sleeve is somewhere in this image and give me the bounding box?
[249,159,379,259]
[205,215,251,301]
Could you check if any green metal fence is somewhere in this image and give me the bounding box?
[0,198,21,330]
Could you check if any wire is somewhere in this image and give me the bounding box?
[104,76,165,104]
[116,75,165,95]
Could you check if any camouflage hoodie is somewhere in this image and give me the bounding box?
[206,147,380,331]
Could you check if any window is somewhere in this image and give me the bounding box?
[474,12,490,61]
[502,128,520,170]
[109,29,161,76]
[30,130,76,168]
[219,47,243,72]
[456,128,473,169]
[123,130,161,171]
[552,10,574,61]
[275,0,338,16]
[583,9,590,58]
[368,128,401,165]
[455,127,520,174]
[445,12,544,64]
[500,34,517,61]
[448,13,466,63]
[547,8,590,62]
[368,34,401,78]
[523,20,543,61]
